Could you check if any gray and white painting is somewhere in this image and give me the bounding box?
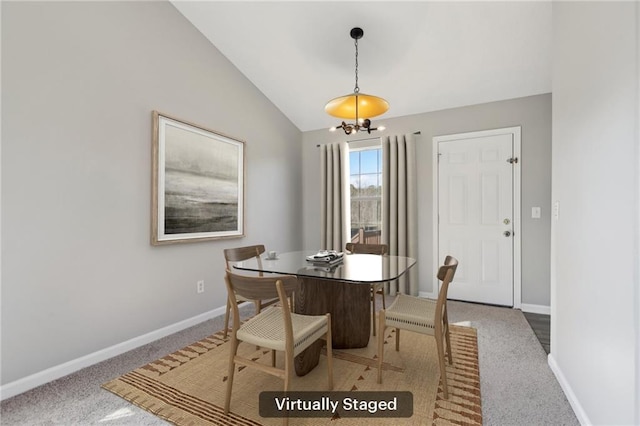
[163,124,241,235]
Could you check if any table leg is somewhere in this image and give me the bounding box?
[294,277,371,376]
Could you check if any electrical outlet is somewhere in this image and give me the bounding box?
[197,280,205,294]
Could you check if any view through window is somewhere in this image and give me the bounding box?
[349,147,382,243]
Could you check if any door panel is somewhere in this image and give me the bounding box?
[438,134,514,306]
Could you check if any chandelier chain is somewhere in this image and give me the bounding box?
[354,37,359,93]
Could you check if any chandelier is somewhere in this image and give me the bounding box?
[325,27,389,135]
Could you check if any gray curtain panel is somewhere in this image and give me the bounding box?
[320,142,349,251]
[382,134,419,295]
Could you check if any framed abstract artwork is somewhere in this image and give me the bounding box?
[151,111,245,245]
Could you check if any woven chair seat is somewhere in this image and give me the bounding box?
[237,307,329,357]
[385,294,437,335]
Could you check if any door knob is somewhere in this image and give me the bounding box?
[503,230,512,237]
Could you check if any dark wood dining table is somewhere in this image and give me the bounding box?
[232,250,416,376]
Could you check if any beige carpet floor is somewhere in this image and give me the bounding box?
[103,324,481,425]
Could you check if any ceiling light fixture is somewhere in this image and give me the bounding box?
[325,27,389,135]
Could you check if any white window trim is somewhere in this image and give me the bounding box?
[348,137,381,151]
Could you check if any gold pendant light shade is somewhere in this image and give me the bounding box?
[324,93,389,119]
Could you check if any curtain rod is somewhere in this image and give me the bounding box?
[316,131,421,147]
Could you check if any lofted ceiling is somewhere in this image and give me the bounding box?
[172,1,552,132]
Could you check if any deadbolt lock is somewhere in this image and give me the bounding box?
[503,218,511,225]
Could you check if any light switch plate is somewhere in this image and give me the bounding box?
[532,207,541,219]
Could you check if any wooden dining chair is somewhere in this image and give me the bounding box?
[376,255,458,399]
[223,245,279,339]
[224,270,333,425]
[345,242,388,336]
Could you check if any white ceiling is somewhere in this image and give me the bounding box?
[172,1,552,132]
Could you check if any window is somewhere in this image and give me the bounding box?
[349,146,382,242]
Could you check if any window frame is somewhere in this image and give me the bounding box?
[348,138,383,240]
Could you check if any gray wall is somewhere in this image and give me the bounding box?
[303,94,552,307]
[1,1,302,385]
[551,2,639,424]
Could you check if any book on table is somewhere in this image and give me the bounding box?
[305,250,344,266]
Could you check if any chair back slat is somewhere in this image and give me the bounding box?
[225,269,297,302]
[436,257,458,300]
[224,245,265,265]
[345,243,388,255]
[436,255,458,282]
[224,245,266,276]
[435,256,458,326]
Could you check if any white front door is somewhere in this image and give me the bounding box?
[435,128,520,306]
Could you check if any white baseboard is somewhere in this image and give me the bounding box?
[520,303,551,315]
[548,353,590,425]
[416,297,550,315]
[0,305,228,401]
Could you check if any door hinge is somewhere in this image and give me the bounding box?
[507,157,518,164]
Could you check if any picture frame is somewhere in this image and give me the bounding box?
[151,111,245,245]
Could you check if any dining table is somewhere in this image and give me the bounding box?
[232,250,416,376]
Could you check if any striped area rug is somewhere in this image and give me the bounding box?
[102,324,481,425]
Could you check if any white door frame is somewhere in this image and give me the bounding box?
[432,126,522,309]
